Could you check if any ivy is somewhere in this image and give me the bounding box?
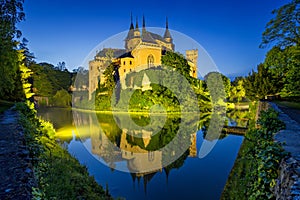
[245,108,287,199]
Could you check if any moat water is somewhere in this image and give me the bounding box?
[38,108,246,199]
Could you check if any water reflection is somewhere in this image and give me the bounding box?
[38,108,248,199]
[71,111,199,173]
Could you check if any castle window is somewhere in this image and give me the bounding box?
[147,54,154,68]
[130,61,132,65]
[130,69,132,72]
[123,61,126,65]
[124,69,126,73]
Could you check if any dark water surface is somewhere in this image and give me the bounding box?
[38,108,244,200]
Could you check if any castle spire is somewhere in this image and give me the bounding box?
[134,16,141,38]
[142,15,145,29]
[129,12,134,30]
[135,16,139,29]
[166,16,169,29]
[163,16,172,40]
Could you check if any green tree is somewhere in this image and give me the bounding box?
[161,51,191,80]
[244,64,276,101]
[0,0,26,100]
[52,89,71,107]
[260,0,300,48]
[264,45,300,98]
[230,79,246,103]
[102,63,118,97]
[29,63,54,96]
[29,62,72,97]
[19,37,35,66]
[221,74,231,99]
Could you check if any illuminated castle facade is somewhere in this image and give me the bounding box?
[89,16,198,98]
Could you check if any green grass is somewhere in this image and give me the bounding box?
[0,99,14,113]
[16,101,112,199]
[274,100,300,110]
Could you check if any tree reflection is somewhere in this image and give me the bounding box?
[39,107,249,192]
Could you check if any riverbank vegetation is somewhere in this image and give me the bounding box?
[16,101,111,199]
[1,0,299,199]
[221,103,287,199]
[1,1,110,198]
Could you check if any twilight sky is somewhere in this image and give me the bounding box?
[18,0,290,77]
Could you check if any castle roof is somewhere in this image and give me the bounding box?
[163,29,172,39]
[118,51,134,58]
[163,17,172,39]
[96,48,127,58]
[149,32,165,41]
[141,30,157,44]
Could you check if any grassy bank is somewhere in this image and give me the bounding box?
[221,102,287,200]
[16,101,111,199]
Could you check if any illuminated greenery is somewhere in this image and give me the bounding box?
[97,52,221,112]
[0,0,26,101]
[16,101,111,199]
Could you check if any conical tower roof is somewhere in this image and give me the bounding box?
[163,17,172,39]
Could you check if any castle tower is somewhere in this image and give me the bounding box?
[163,17,174,50]
[125,14,141,50]
[186,49,198,78]
[142,15,146,34]
[134,16,140,37]
[163,17,172,43]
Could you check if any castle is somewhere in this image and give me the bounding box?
[89,15,198,99]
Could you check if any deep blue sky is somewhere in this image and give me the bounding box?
[18,0,290,77]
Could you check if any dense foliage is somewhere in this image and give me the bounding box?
[29,62,72,97]
[244,64,277,101]
[243,0,300,100]
[222,105,287,200]
[260,0,300,48]
[29,62,73,107]
[16,101,111,199]
[94,51,242,112]
[0,0,27,100]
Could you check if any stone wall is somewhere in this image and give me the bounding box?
[270,102,300,199]
[274,156,300,200]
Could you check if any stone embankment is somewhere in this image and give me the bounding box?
[0,108,35,199]
[270,103,300,200]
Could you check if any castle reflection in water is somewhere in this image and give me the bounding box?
[71,111,198,182]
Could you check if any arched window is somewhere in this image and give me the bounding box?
[147,54,154,68]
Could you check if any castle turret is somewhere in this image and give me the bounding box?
[134,17,140,37]
[142,15,146,34]
[186,49,198,78]
[125,13,141,50]
[163,17,172,43]
[163,17,174,50]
